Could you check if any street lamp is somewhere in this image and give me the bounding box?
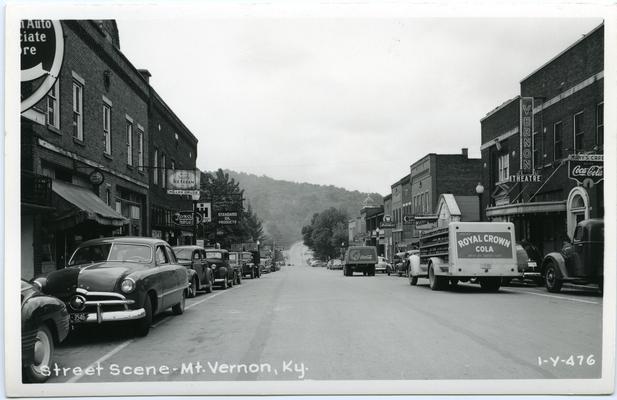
[191,192,201,245]
[475,182,485,222]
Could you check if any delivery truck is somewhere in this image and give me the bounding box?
[409,221,521,292]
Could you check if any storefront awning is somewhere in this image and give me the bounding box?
[486,200,566,218]
[51,180,129,229]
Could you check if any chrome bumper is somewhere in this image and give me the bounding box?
[72,308,146,324]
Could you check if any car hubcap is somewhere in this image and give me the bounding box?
[32,330,51,370]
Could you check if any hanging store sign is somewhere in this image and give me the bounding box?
[508,173,541,183]
[21,20,65,112]
[568,155,604,186]
[402,215,416,225]
[519,97,534,174]
[195,202,212,222]
[380,215,396,229]
[166,169,200,195]
[173,211,203,226]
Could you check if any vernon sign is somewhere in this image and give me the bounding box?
[21,20,64,112]
[519,97,534,174]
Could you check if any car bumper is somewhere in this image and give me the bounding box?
[70,308,145,324]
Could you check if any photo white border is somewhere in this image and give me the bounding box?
[4,0,616,396]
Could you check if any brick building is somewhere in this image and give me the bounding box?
[359,195,384,255]
[390,174,413,252]
[146,83,199,246]
[20,20,198,278]
[408,149,483,236]
[481,23,604,256]
[382,194,392,260]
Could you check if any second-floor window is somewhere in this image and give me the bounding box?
[596,103,603,147]
[498,154,509,182]
[46,80,59,128]
[554,121,563,161]
[126,121,133,166]
[532,131,539,168]
[161,154,166,188]
[153,149,158,185]
[574,111,584,153]
[103,103,111,155]
[72,81,83,140]
[137,128,144,171]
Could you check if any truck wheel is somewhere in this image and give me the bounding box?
[501,277,512,286]
[480,277,501,292]
[229,274,234,287]
[428,264,446,291]
[221,277,228,290]
[409,275,418,286]
[545,262,562,293]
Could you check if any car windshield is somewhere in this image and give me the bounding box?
[206,251,223,259]
[69,243,152,265]
[174,248,192,260]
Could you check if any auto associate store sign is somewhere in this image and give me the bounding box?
[167,169,200,196]
[21,20,64,112]
[455,232,512,259]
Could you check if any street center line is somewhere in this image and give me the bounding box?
[67,285,237,383]
[502,288,601,305]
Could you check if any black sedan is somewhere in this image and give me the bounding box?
[33,237,188,337]
[21,279,70,383]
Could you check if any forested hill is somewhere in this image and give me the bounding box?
[224,170,383,248]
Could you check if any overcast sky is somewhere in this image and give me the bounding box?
[117,17,601,195]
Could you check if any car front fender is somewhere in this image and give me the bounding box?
[542,252,568,278]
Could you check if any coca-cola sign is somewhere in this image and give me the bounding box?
[568,159,604,186]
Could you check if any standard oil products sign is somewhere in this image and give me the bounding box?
[456,232,512,259]
[21,20,64,112]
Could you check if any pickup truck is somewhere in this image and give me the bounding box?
[409,222,521,292]
[343,246,378,276]
[541,219,604,293]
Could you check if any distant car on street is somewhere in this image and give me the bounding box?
[376,256,390,274]
[541,219,604,293]
[228,252,244,285]
[330,259,343,270]
[21,279,70,383]
[173,245,214,297]
[33,237,188,337]
[240,251,261,279]
[205,248,236,289]
[343,246,377,276]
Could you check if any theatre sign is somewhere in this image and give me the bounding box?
[21,20,64,112]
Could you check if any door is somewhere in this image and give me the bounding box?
[192,249,206,284]
[569,226,586,277]
[155,245,175,310]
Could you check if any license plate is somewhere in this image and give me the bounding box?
[69,313,88,323]
[528,262,537,268]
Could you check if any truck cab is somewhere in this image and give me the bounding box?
[542,219,604,293]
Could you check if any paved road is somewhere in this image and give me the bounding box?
[48,242,603,383]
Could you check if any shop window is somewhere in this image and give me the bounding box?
[161,154,166,188]
[72,80,83,140]
[103,103,112,155]
[46,80,59,129]
[153,149,158,185]
[573,111,584,153]
[553,122,563,161]
[106,188,111,206]
[130,205,140,220]
[596,103,603,147]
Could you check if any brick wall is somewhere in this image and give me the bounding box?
[435,154,483,197]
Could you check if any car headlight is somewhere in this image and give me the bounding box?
[120,278,136,294]
[32,277,46,291]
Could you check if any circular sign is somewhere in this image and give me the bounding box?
[21,20,64,112]
[88,169,105,186]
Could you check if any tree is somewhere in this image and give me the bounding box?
[300,208,348,260]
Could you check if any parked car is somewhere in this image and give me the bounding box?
[32,237,188,337]
[330,259,343,270]
[205,248,236,288]
[260,258,271,274]
[501,243,542,286]
[228,252,244,285]
[396,250,419,277]
[21,279,70,383]
[541,219,604,293]
[376,256,390,274]
[173,245,214,297]
[241,251,261,279]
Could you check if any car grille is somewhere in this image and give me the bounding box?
[65,290,134,314]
